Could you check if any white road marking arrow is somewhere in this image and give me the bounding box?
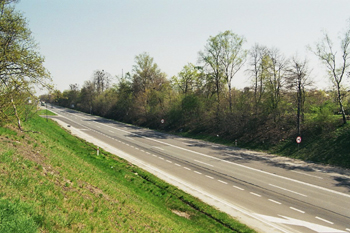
[256,214,346,233]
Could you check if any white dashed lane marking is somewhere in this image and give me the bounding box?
[184,167,191,170]
[269,184,307,197]
[233,186,244,191]
[268,199,281,205]
[250,192,261,197]
[194,159,214,167]
[206,175,214,179]
[194,171,202,175]
[290,207,305,213]
[218,180,227,184]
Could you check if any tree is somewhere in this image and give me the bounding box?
[132,52,166,93]
[248,44,268,116]
[92,70,111,94]
[171,63,201,95]
[311,26,350,124]
[199,33,225,113]
[263,48,288,119]
[0,1,51,130]
[199,31,247,113]
[80,80,95,114]
[286,57,312,135]
[131,52,168,124]
[218,31,247,112]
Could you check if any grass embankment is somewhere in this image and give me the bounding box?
[177,124,350,169]
[270,124,350,169]
[0,113,254,232]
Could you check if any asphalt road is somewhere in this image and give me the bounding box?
[45,105,350,233]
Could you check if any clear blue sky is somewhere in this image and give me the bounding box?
[16,0,350,93]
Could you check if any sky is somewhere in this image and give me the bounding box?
[15,0,350,94]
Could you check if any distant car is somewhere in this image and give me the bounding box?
[41,102,45,106]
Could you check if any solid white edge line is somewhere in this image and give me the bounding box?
[315,216,334,225]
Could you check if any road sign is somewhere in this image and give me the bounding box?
[296,136,302,144]
[161,119,165,124]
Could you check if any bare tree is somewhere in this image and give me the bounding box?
[311,24,350,124]
[264,48,288,119]
[93,70,111,94]
[286,56,312,135]
[248,44,267,116]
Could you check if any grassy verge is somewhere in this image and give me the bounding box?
[36,109,56,116]
[0,114,254,232]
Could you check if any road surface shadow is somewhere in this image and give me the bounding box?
[333,177,350,189]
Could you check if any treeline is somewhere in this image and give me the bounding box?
[43,28,350,148]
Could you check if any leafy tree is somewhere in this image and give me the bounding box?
[199,33,226,113]
[0,1,51,130]
[131,52,168,125]
[218,31,247,112]
[171,63,201,95]
[113,73,133,122]
[80,80,95,114]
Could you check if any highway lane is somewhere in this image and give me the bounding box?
[46,105,350,233]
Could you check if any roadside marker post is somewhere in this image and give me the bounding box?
[296,136,302,153]
[97,146,99,156]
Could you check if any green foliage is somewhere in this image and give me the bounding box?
[306,101,339,131]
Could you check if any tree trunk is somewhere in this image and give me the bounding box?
[337,84,347,124]
[10,96,23,131]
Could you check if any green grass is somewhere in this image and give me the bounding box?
[0,113,254,232]
[0,199,38,233]
[36,109,56,116]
